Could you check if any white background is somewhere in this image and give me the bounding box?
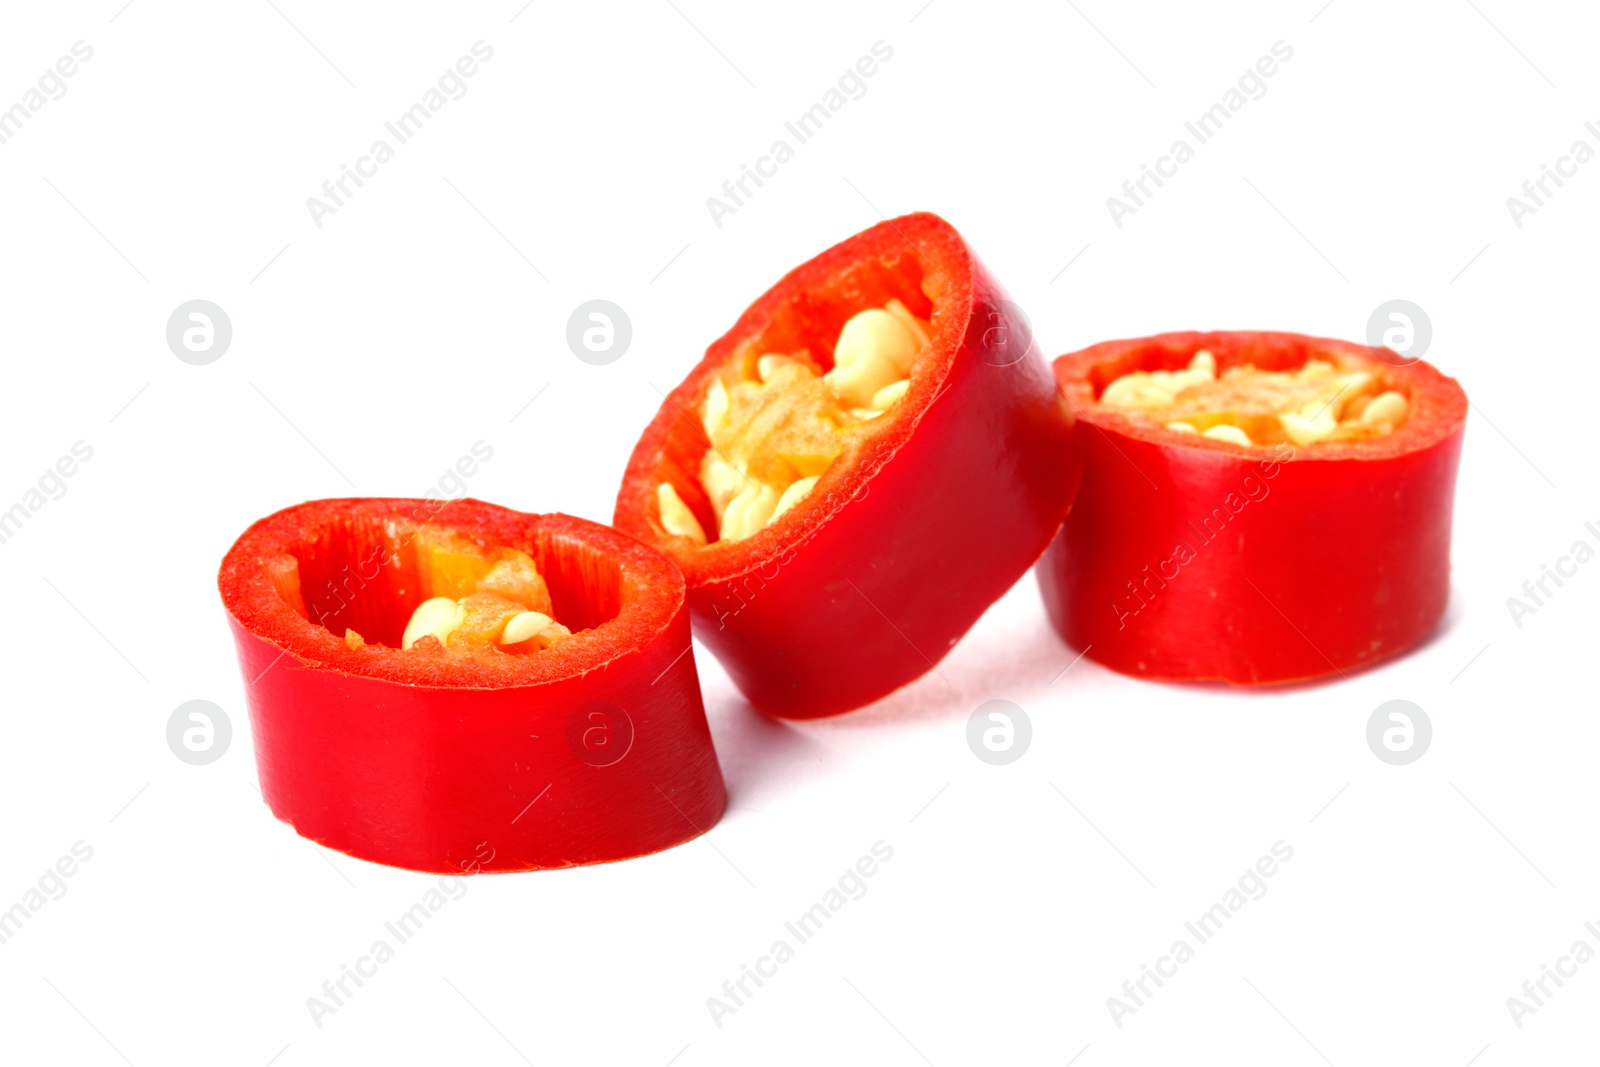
[0,1,1595,1064]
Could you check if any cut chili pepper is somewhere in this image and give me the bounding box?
[1037,331,1467,685]
[614,212,1080,718]
[218,498,726,873]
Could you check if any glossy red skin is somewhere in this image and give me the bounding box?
[1038,331,1468,685]
[218,499,725,874]
[615,213,1080,718]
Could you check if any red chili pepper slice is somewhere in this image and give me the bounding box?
[1038,331,1468,685]
[217,498,726,873]
[614,213,1080,718]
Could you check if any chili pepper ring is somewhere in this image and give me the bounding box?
[1038,331,1467,685]
[614,213,1081,718]
[218,498,726,873]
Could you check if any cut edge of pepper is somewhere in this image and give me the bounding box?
[621,211,976,583]
[218,498,688,689]
[1054,330,1468,462]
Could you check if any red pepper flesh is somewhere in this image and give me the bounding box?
[218,498,726,873]
[1037,331,1468,685]
[615,213,1080,718]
